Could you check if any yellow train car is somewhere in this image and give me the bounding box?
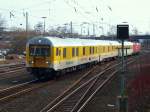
[26,36,132,79]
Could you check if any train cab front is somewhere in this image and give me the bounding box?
[26,37,54,79]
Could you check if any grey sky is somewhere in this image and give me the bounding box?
[0,0,150,35]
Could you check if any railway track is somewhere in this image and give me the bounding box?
[40,59,135,112]
[0,57,135,112]
[0,63,25,74]
[0,63,25,68]
[0,63,26,80]
[0,61,110,105]
[0,79,38,103]
[0,79,61,104]
[40,60,119,112]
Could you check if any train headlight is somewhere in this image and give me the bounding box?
[29,61,34,64]
[46,61,49,64]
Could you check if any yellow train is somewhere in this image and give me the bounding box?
[26,36,135,79]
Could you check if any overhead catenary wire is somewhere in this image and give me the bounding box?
[63,0,94,23]
[16,0,56,11]
[70,0,95,16]
[0,0,109,23]
[0,0,114,35]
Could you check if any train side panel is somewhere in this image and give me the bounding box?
[25,37,139,79]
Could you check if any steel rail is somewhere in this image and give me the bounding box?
[0,79,55,103]
[45,62,121,112]
[0,63,25,75]
[40,61,116,112]
[76,70,118,112]
[0,79,38,102]
[0,67,25,75]
[76,60,135,112]
[0,63,25,68]
[46,58,135,112]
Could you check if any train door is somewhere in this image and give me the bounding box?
[57,47,61,65]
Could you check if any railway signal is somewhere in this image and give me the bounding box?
[117,24,129,112]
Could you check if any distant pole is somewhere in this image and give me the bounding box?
[99,26,104,36]
[121,39,125,95]
[80,23,84,36]
[81,26,82,35]
[26,12,28,39]
[101,19,104,35]
[93,24,95,36]
[87,24,89,36]
[70,21,73,37]
[42,17,47,35]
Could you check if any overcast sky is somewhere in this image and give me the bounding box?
[0,0,150,35]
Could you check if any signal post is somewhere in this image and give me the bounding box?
[117,24,129,112]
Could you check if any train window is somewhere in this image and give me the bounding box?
[90,47,92,54]
[29,47,34,55]
[97,47,98,53]
[63,48,66,58]
[93,47,94,54]
[101,46,103,53]
[103,47,105,52]
[29,45,50,56]
[99,47,101,53]
[72,48,75,57]
[96,47,97,53]
[76,48,79,56]
[35,48,40,55]
[41,48,50,56]
[59,49,61,56]
[83,47,85,55]
[91,47,93,54]
[56,48,59,56]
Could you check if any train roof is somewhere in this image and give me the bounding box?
[27,36,121,47]
[124,41,134,45]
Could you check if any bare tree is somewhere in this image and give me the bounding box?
[48,26,79,38]
[0,14,6,35]
[132,27,139,35]
[34,22,43,34]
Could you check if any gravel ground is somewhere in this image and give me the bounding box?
[0,58,24,65]
[0,66,95,112]
[81,52,150,112]
[1,53,149,112]
[80,71,137,112]
[0,70,35,90]
[127,53,150,112]
[81,72,120,112]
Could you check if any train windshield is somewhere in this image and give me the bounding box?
[29,45,50,56]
